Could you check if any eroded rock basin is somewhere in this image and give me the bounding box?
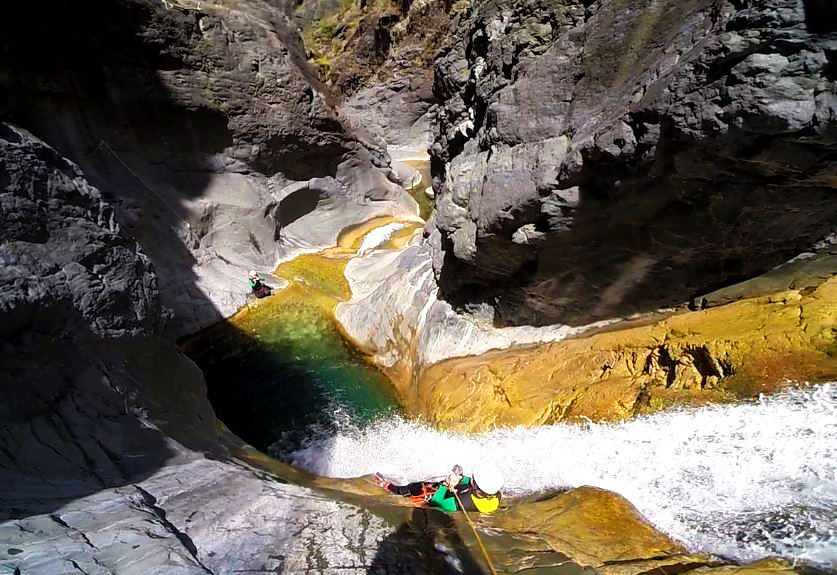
[181,217,836,573]
[182,217,421,457]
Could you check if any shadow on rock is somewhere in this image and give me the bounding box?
[0,0,354,336]
[0,328,215,519]
[802,0,837,33]
[0,0,349,521]
[368,507,486,575]
[0,0,231,333]
[181,291,400,459]
[431,0,837,329]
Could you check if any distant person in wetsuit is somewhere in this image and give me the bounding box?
[248,269,271,298]
[374,463,504,513]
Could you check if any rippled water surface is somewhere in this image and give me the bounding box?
[287,384,837,569]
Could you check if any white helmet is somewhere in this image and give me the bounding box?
[248,269,258,278]
[472,462,504,495]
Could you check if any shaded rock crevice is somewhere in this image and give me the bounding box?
[643,343,734,390]
[133,485,215,574]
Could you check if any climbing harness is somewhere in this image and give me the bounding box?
[408,483,436,507]
[375,472,499,574]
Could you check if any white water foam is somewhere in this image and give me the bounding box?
[285,384,837,569]
[356,222,409,256]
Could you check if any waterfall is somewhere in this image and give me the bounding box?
[280,384,837,569]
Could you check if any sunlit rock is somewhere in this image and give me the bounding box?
[415,278,837,430]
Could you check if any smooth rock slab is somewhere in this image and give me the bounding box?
[336,235,614,387]
[416,278,837,431]
[0,457,400,575]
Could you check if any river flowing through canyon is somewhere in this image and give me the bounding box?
[4,2,837,573]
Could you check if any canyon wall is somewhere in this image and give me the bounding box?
[0,1,422,571]
[0,123,413,573]
[0,123,728,575]
[335,0,837,425]
[2,0,836,572]
[0,0,415,337]
[429,0,837,326]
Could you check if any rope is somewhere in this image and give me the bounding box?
[450,487,500,575]
[93,140,188,227]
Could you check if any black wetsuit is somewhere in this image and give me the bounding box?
[387,477,493,512]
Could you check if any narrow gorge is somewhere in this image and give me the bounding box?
[1,0,836,574]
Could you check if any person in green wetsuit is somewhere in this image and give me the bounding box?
[375,463,504,513]
[248,269,271,298]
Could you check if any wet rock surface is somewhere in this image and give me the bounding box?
[430,0,837,326]
[415,277,837,430]
[337,235,612,386]
[489,487,709,575]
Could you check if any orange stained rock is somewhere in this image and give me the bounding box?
[487,487,710,574]
[413,278,837,431]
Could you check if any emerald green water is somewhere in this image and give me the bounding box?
[182,278,401,460]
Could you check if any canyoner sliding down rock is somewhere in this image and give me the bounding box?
[1,0,836,574]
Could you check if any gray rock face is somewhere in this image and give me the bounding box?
[1,456,407,575]
[307,0,459,155]
[430,0,837,326]
[0,124,423,575]
[0,0,413,336]
[340,77,437,155]
[0,124,163,340]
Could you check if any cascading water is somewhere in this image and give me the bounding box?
[186,216,835,570]
[280,384,837,570]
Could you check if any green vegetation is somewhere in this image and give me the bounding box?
[318,15,337,38]
[299,1,355,81]
[314,55,331,75]
[297,0,404,84]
